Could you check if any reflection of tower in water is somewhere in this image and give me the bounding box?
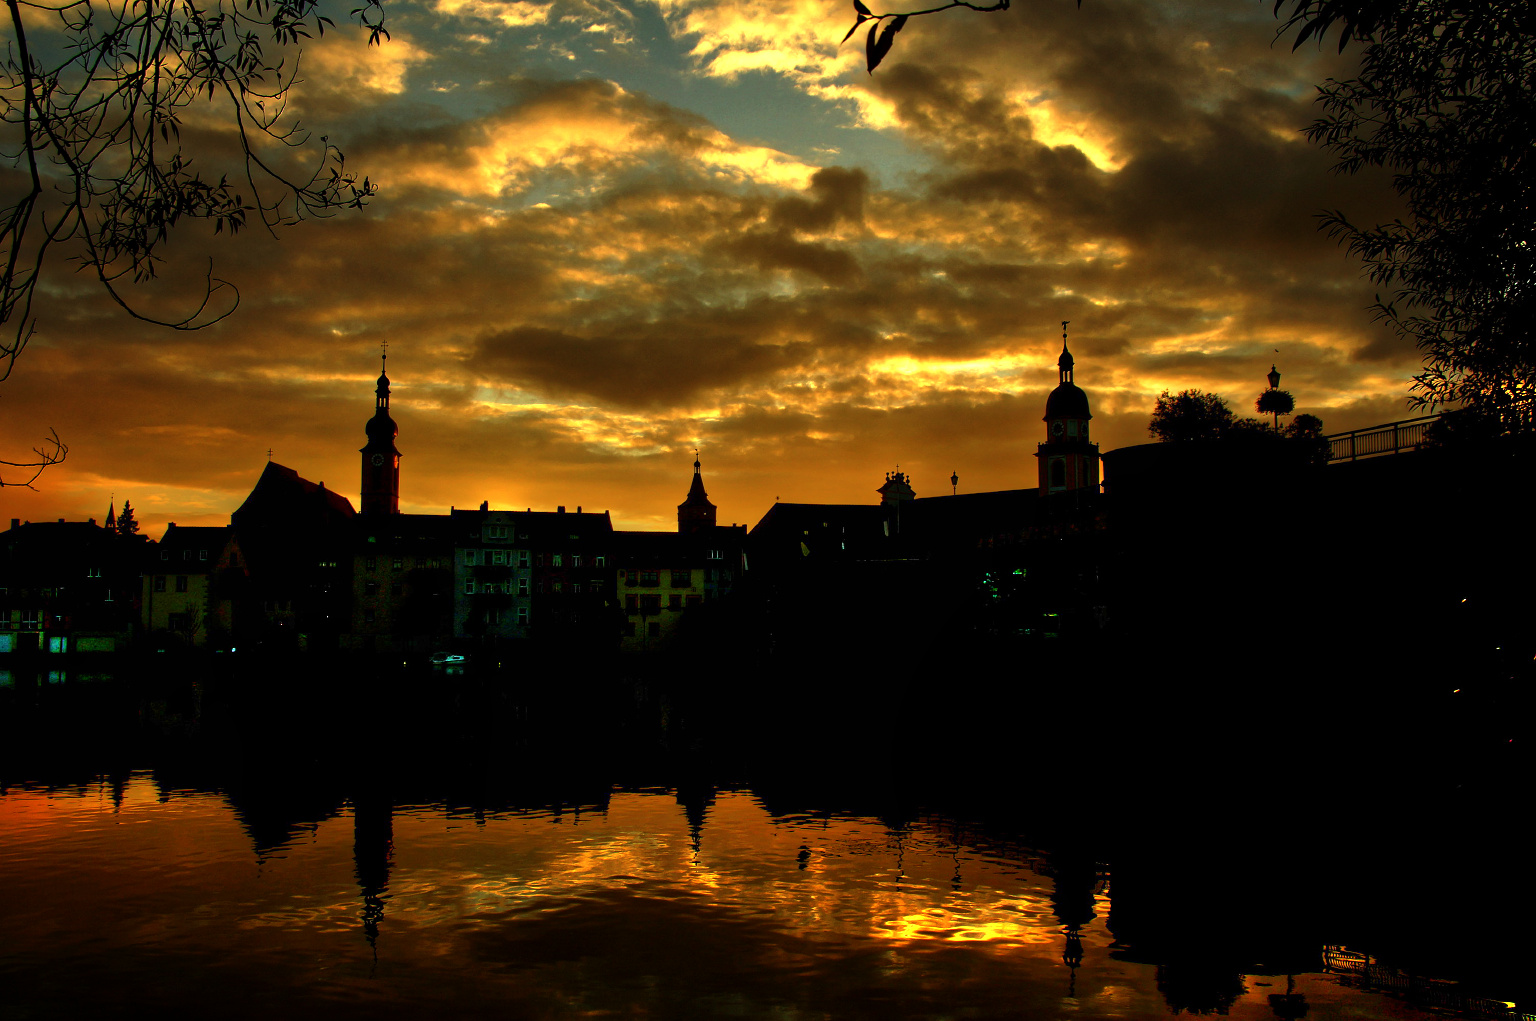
[352,793,394,948]
[1050,850,1102,999]
[674,783,715,863]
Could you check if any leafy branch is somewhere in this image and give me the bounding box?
[840,0,1014,72]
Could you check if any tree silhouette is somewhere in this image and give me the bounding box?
[1149,389,1234,443]
[1278,0,1535,427]
[117,501,140,536]
[2,0,389,483]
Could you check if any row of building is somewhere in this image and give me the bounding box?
[2,338,1111,658]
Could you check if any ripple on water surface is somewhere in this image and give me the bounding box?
[0,775,1473,1020]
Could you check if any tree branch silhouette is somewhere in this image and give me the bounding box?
[1,0,389,483]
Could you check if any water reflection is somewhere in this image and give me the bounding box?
[0,775,1508,1020]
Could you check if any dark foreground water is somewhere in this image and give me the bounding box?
[1,657,1530,1020]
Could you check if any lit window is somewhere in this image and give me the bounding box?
[366,556,377,571]
[552,554,563,568]
[518,551,530,567]
[518,578,529,595]
[463,550,476,566]
[572,582,583,594]
[571,555,582,569]
[670,570,690,588]
[464,580,475,595]
[392,557,403,570]
[492,550,506,565]
[594,556,605,568]
[517,607,528,624]
[199,549,208,561]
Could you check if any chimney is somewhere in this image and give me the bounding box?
[557,506,565,514]
[9,519,18,530]
[58,518,65,523]
[577,506,582,513]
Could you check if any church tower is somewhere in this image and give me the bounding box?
[360,351,401,516]
[1036,322,1100,494]
[677,452,717,534]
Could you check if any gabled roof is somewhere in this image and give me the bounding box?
[232,461,357,530]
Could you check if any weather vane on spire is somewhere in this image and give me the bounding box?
[1062,320,1070,347]
[380,340,388,368]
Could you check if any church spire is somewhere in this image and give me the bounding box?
[1058,320,1074,384]
[104,498,116,531]
[678,449,717,535]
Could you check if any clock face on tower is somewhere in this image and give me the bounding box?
[372,453,385,467]
[1052,421,1064,437]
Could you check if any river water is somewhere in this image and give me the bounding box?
[0,661,1528,1020]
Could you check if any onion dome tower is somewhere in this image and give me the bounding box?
[360,349,401,516]
[678,451,717,535]
[1036,322,1100,494]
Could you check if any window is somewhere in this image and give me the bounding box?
[708,549,723,560]
[668,594,681,610]
[24,611,39,630]
[464,579,476,595]
[639,570,659,586]
[590,579,603,592]
[686,594,702,608]
[86,566,101,578]
[199,549,208,561]
[518,578,529,596]
[1067,419,1078,437]
[391,583,402,597]
[364,609,376,624]
[552,580,563,594]
[670,570,690,588]
[492,550,506,565]
[485,608,500,625]
[594,555,605,568]
[463,549,476,566]
[552,553,563,568]
[624,621,636,637]
[487,524,509,540]
[153,576,166,592]
[168,613,190,631]
[392,557,403,570]
[518,551,530,567]
[516,607,528,625]
[366,556,377,571]
[175,576,188,593]
[160,550,168,561]
[571,582,583,595]
[625,594,638,612]
[183,550,191,561]
[571,555,582,568]
[640,594,661,614]
[1050,459,1066,489]
[647,622,660,637]
[365,581,378,595]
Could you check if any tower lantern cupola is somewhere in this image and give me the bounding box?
[1036,321,1100,495]
[360,348,401,515]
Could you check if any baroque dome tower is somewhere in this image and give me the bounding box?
[360,350,401,516]
[1036,322,1100,494]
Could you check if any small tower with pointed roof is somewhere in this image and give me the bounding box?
[360,349,401,516]
[104,500,117,531]
[678,451,717,535]
[1036,322,1100,494]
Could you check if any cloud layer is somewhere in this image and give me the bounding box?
[0,0,1412,534]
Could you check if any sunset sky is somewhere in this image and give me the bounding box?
[1,0,1413,535]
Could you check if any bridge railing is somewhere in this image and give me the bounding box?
[1326,415,1441,462]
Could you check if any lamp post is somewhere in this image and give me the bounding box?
[950,470,958,496]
